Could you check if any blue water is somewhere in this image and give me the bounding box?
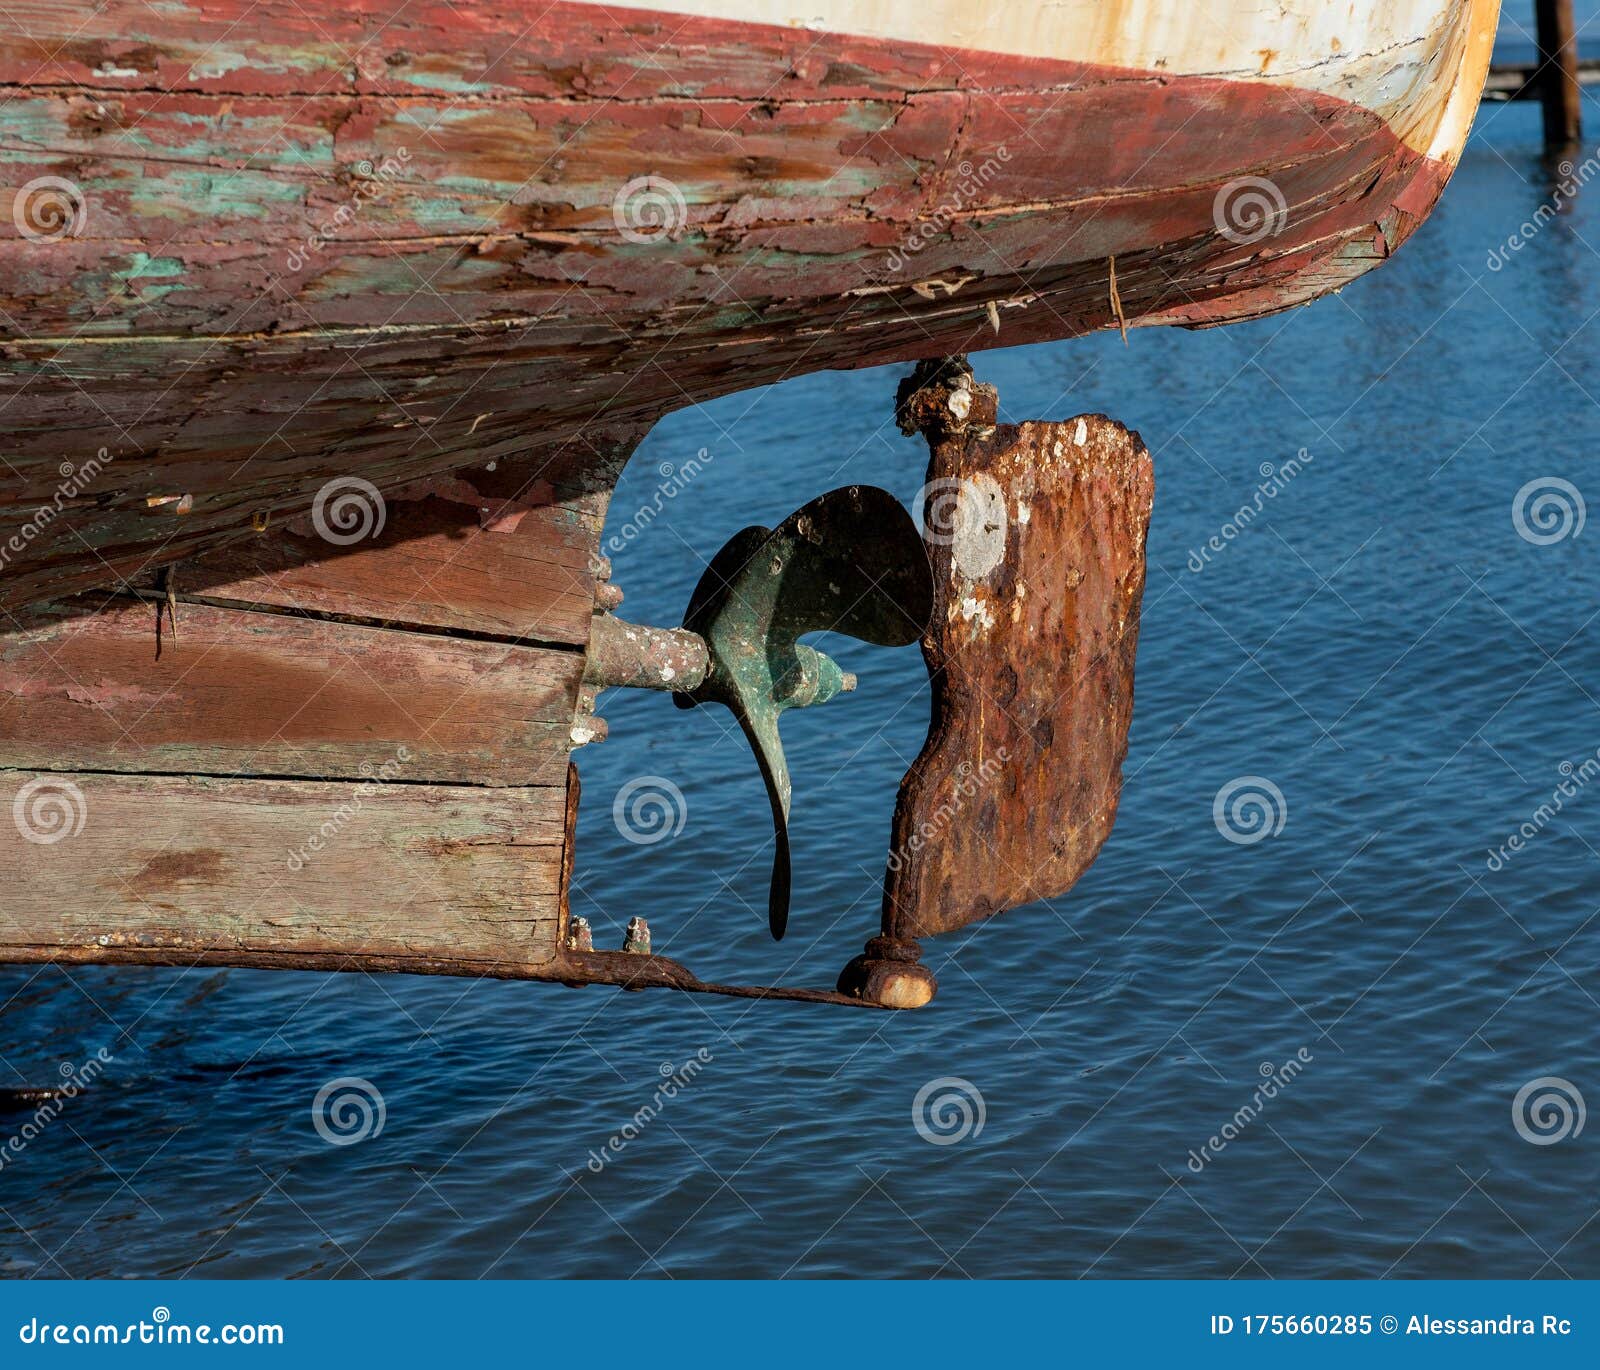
[6,85,1600,1281]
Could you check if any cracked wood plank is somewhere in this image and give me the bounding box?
[0,769,565,968]
[0,595,581,785]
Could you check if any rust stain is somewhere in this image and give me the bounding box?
[130,849,226,892]
[881,360,1154,940]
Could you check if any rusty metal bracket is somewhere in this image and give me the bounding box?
[835,355,1154,1008]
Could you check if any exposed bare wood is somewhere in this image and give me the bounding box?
[0,770,565,967]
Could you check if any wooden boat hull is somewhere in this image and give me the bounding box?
[0,2,1499,1006]
[0,0,1497,607]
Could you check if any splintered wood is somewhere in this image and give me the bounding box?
[884,414,1154,939]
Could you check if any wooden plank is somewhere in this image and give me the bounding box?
[129,458,607,645]
[883,411,1153,939]
[0,770,564,969]
[1537,0,1584,147]
[0,597,581,786]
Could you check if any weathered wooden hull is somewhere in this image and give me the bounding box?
[0,0,1497,607]
[0,2,1500,1007]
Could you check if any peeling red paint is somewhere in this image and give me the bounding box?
[0,3,1471,609]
